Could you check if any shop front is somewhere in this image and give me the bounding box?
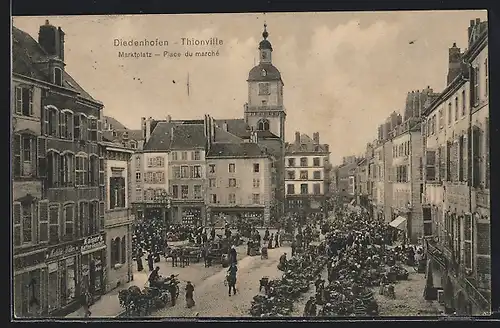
[209,207,265,228]
[81,233,107,303]
[46,240,82,316]
[13,248,47,317]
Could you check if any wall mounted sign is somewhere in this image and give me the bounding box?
[81,234,106,254]
[46,240,82,261]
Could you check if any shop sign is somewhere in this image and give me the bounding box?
[14,250,46,271]
[46,240,82,261]
[81,234,106,253]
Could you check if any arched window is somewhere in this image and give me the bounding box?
[74,113,88,141]
[130,140,137,149]
[111,238,118,266]
[89,155,99,187]
[61,152,75,187]
[45,106,59,137]
[121,235,126,264]
[75,152,88,186]
[60,109,74,139]
[88,116,98,141]
[257,119,270,131]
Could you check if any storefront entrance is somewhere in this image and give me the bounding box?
[81,234,106,301]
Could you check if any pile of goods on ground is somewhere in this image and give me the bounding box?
[318,280,379,316]
[249,251,328,317]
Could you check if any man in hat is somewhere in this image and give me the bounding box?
[303,296,317,316]
[185,281,195,308]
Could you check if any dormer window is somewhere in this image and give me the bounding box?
[54,67,63,86]
[123,131,129,140]
[112,130,117,137]
[261,69,267,77]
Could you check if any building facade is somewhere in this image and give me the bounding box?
[13,21,106,317]
[284,132,330,220]
[422,18,490,315]
[101,142,134,292]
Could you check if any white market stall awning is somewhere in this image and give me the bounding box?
[389,216,407,230]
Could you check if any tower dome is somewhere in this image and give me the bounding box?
[258,24,273,51]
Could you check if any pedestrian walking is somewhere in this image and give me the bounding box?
[185,281,195,308]
[227,263,238,296]
[147,253,154,271]
[274,232,279,248]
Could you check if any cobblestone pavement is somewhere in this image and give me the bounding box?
[371,265,442,316]
[150,246,291,317]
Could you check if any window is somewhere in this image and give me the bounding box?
[181,152,188,160]
[209,164,216,174]
[228,178,237,187]
[171,152,178,161]
[300,157,307,167]
[75,154,88,186]
[135,172,141,183]
[74,114,87,141]
[88,117,98,141]
[14,87,33,116]
[287,184,295,194]
[193,166,202,178]
[99,158,105,186]
[300,170,308,180]
[172,185,179,198]
[287,170,295,180]
[448,103,452,125]
[485,59,488,96]
[313,183,321,195]
[461,90,466,117]
[144,189,154,201]
[229,193,236,204]
[155,156,164,167]
[111,237,120,266]
[454,97,459,122]
[135,187,142,201]
[172,166,181,179]
[258,82,270,95]
[121,236,127,264]
[257,119,270,131]
[253,163,260,173]
[130,141,137,149]
[300,184,308,195]
[54,67,63,86]
[47,151,61,187]
[38,201,49,243]
[288,158,296,167]
[425,150,436,181]
[181,185,189,199]
[253,178,260,188]
[228,163,235,173]
[464,213,473,271]
[210,194,217,203]
[14,202,35,245]
[459,135,465,182]
[252,194,260,204]
[64,204,74,238]
[59,110,74,139]
[13,134,36,178]
[313,157,320,167]
[208,178,216,188]
[438,109,444,129]
[110,177,126,209]
[135,156,141,168]
[49,204,60,244]
[180,166,189,178]
[194,185,202,199]
[147,157,154,167]
[193,151,201,160]
[60,152,75,187]
[313,171,321,180]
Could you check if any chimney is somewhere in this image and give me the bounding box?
[145,117,152,142]
[313,132,319,144]
[295,131,300,144]
[38,20,64,60]
[170,126,175,143]
[222,122,228,132]
[447,42,462,85]
[141,117,146,139]
[166,115,171,123]
[468,19,476,43]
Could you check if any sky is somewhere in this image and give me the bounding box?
[12,10,487,165]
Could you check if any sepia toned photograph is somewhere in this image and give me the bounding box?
[11,10,490,319]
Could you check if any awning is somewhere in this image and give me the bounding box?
[389,216,407,230]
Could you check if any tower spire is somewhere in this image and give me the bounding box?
[262,23,268,40]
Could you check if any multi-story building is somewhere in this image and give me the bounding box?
[389,118,424,243]
[422,17,490,315]
[371,142,385,221]
[100,141,134,292]
[12,21,106,317]
[206,135,274,227]
[335,156,359,204]
[284,132,330,220]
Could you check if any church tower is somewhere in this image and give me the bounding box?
[244,24,286,141]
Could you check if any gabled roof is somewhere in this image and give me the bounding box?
[206,142,268,159]
[214,126,244,143]
[104,116,128,130]
[12,26,99,104]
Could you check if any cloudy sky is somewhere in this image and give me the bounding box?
[13,11,487,165]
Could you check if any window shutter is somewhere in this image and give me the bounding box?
[38,200,49,243]
[74,115,80,141]
[13,202,21,246]
[33,202,39,243]
[472,126,480,188]
[75,202,80,238]
[119,178,126,208]
[83,156,89,185]
[110,178,116,209]
[13,134,21,177]
[15,87,22,114]
[67,113,74,140]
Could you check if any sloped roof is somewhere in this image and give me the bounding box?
[214,119,251,138]
[206,142,268,158]
[104,116,128,130]
[143,122,206,151]
[214,126,244,143]
[103,129,143,143]
[12,26,99,103]
[285,133,329,153]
